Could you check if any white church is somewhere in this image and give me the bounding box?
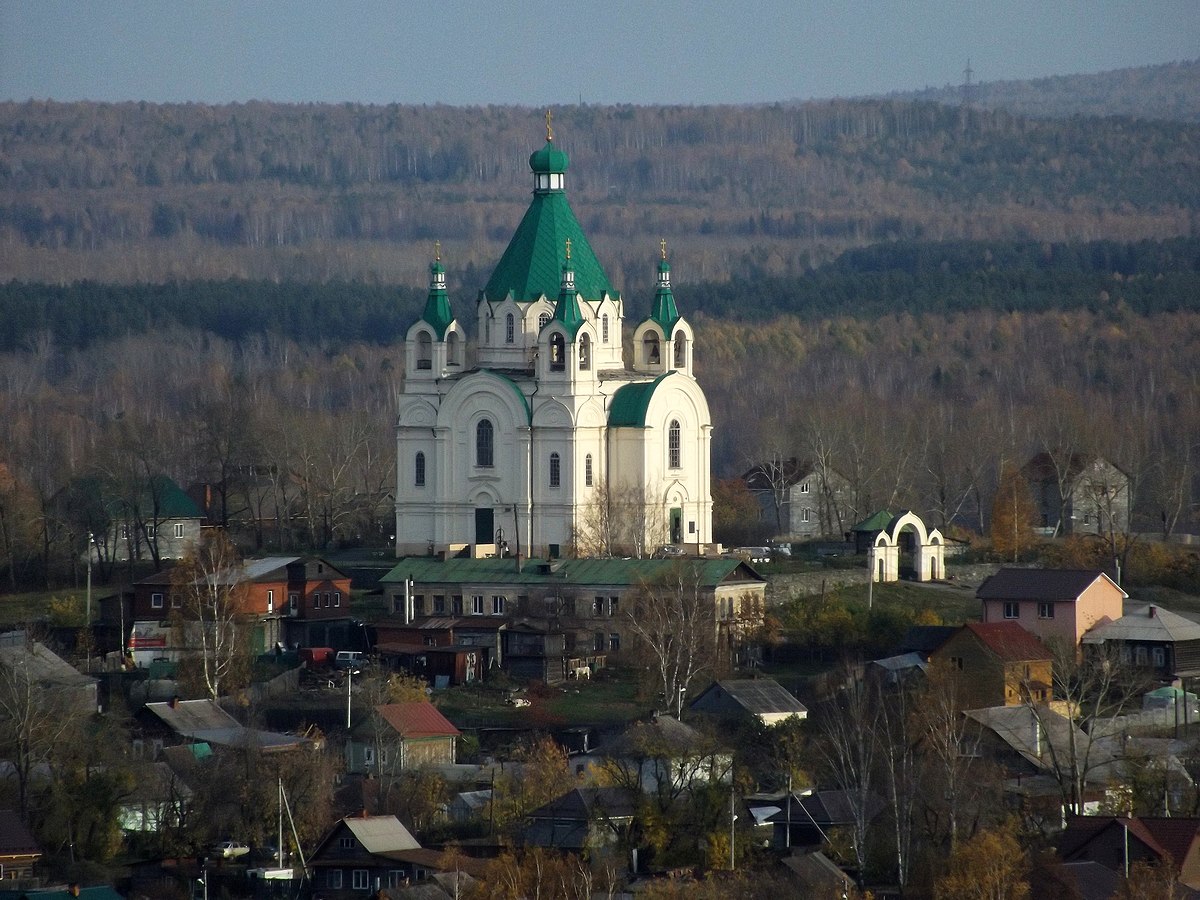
[394,124,713,559]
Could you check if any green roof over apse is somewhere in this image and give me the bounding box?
[851,510,895,532]
[482,140,616,304]
[608,373,671,427]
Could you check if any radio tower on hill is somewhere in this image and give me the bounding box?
[961,58,976,109]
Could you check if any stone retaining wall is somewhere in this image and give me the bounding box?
[766,562,1003,604]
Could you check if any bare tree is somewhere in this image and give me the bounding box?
[574,478,670,558]
[170,530,251,700]
[812,664,877,883]
[623,564,718,714]
[0,637,89,818]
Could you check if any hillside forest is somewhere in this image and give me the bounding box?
[1,70,1199,590]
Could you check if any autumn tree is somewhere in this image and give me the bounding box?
[488,735,574,833]
[933,820,1030,900]
[170,530,252,700]
[990,463,1037,561]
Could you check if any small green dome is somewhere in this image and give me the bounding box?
[529,140,569,175]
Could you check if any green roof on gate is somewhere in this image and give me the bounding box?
[850,510,894,532]
[482,139,616,304]
[380,555,761,589]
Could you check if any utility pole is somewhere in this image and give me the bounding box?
[729,784,736,870]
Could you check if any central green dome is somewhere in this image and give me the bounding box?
[482,136,616,305]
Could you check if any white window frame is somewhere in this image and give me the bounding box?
[151,592,164,609]
[352,869,370,890]
[267,589,274,613]
[1003,601,1019,620]
[334,591,341,607]
[472,595,484,615]
[173,522,185,539]
[1037,601,1055,620]
[492,595,506,615]
[327,870,343,889]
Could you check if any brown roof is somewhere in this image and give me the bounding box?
[1059,815,1200,868]
[376,702,461,739]
[0,809,41,858]
[964,622,1053,661]
[977,568,1119,602]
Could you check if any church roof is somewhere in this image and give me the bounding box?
[608,373,671,427]
[419,258,455,337]
[380,556,763,590]
[482,138,615,304]
[645,256,681,333]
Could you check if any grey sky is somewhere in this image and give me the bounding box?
[2,1,1196,106]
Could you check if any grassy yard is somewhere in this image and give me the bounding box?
[433,668,647,730]
[0,589,84,627]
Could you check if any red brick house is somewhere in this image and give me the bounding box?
[129,556,353,655]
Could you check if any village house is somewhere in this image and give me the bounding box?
[128,555,354,661]
[977,567,1125,649]
[741,457,853,541]
[1081,603,1200,683]
[929,622,1054,708]
[346,701,461,775]
[520,786,639,861]
[1056,815,1200,891]
[688,677,808,726]
[0,809,41,881]
[1023,452,1130,537]
[308,813,486,896]
[59,474,203,564]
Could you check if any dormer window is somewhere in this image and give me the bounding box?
[538,312,550,330]
[550,333,566,372]
[505,313,515,344]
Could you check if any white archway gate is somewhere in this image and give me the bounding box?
[868,511,946,583]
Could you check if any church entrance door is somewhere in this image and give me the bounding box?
[475,508,494,545]
[670,508,682,544]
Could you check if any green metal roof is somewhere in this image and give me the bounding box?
[419,259,455,337]
[380,555,760,589]
[552,260,585,337]
[608,373,671,427]
[646,257,681,334]
[482,150,615,304]
[850,509,894,532]
[529,139,569,175]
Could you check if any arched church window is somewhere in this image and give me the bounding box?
[549,452,561,488]
[417,332,433,370]
[415,452,426,487]
[484,316,491,343]
[447,332,461,367]
[668,420,681,469]
[579,334,591,370]
[673,331,685,368]
[538,312,550,330]
[550,333,566,371]
[505,313,515,344]
[602,314,610,343]
[476,419,494,468]
[585,454,593,487]
[643,333,660,366]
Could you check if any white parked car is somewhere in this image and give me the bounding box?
[212,840,250,859]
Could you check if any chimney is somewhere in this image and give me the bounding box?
[1149,605,1157,618]
[168,695,179,709]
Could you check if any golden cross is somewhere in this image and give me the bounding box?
[434,239,441,262]
[545,109,553,142]
[660,238,668,260]
[564,237,572,260]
